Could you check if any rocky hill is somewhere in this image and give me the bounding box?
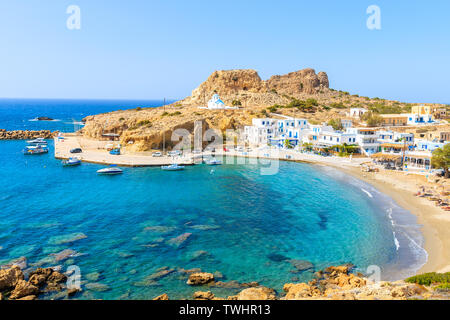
[81,68,445,152]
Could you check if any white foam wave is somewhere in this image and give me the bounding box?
[361,188,373,198]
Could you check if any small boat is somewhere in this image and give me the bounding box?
[23,145,48,155]
[161,164,185,171]
[62,157,81,167]
[26,138,46,144]
[206,158,222,166]
[97,165,123,175]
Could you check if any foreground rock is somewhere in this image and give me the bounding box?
[187,272,215,286]
[0,266,69,300]
[233,287,277,300]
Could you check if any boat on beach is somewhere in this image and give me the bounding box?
[97,165,123,175]
[62,157,81,167]
[161,164,185,171]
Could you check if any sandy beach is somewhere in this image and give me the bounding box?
[341,166,450,275]
[55,135,450,276]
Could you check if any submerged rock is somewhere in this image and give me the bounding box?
[144,226,177,234]
[85,282,111,292]
[51,249,82,262]
[289,260,314,273]
[85,272,101,282]
[48,233,87,245]
[267,253,289,262]
[167,233,192,248]
[187,272,215,286]
[146,267,175,281]
[2,257,28,270]
[189,225,220,231]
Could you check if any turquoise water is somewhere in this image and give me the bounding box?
[0,139,426,299]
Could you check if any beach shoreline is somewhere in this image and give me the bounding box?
[337,165,450,275]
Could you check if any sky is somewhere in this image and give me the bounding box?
[0,0,449,103]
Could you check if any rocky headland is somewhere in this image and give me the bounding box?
[0,129,56,140]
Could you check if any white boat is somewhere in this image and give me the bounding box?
[97,165,123,175]
[168,150,182,157]
[161,164,185,171]
[62,157,81,167]
[206,158,222,166]
[26,138,46,144]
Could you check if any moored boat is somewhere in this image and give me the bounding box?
[62,157,82,167]
[206,158,222,166]
[23,145,48,155]
[161,164,185,171]
[26,138,46,145]
[97,165,123,175]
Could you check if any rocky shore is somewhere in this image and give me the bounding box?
[156,265,449,301]
[0,129,56,140]
[1,262,448,300]
[0,266,75,300]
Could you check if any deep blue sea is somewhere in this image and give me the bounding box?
[0,99,427,300]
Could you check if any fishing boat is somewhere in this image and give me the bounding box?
[97,165,123,175]
[206,158,222,166]
[23,145,48,155]
[161,164,185,171]
[62,157,81,167]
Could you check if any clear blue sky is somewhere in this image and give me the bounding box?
[0,0,449,103]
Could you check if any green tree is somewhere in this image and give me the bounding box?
[284,139,293,149]
[431,144,450,178]
[327,118,343,131]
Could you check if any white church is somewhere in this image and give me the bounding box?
[199,94,239,110]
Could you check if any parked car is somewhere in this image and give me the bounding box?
[152,152,162,157]
[70,148,82,154]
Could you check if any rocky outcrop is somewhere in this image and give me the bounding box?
[186,272,215,286]
[153,293,169,300]
[0,266,24,291]
[233,287,277,300]
[0,266,68,300]
[266,68,329,95]
[0,129,56,140]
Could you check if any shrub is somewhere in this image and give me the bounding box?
[330,102,347,109]
[405,272,450,286]
[328,118,343,131]
[267,106,278,113]
[135,107,142,111]
[232,100,242,106]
